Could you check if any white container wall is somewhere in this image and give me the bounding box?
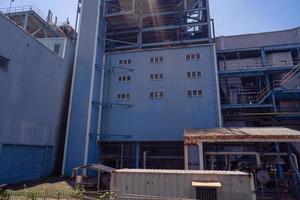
[111,169,256,200]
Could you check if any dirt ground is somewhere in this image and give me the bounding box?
[4,177,75,193]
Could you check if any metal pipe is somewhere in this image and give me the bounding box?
[205,151,261,167]
[143,151,148,169]
[275,143,284,181]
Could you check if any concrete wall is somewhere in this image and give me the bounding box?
[38,37,69,59]
[216,27,300,50]
[0,13,75,184]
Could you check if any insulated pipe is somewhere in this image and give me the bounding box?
[263,153,299,169]
[143,151,148,169]
[205,152,261,168]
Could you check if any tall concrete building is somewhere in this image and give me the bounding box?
[0,7,75,184]
[63,0,221,174]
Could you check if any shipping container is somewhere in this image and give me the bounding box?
[111,169,256,200]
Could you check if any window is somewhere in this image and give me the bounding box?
[118,75,131,82]
[117,92,130,100]
[186,53,201,61]
[187,89,203,97]
[149,91,164,99]
[119,59,132,66]
[150,56,164,64]
[187,71,202,79]
[150,73,164,81]
[54,44,60,54]
[0,55,9,71]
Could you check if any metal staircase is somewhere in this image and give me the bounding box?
[254,64,300,104]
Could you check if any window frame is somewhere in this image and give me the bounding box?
[149,90,164,99]
[187,89,203,97]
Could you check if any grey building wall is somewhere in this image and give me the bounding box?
[216,27,300,50]
[0,13,75,184]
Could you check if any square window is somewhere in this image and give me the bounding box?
[155,74,159,79]
[187,90,192,96]
[122,94,126,99]
[122,76,126,81]
[124,60,128,65]
[159,74,163,79]
[54,44,60,54]
[196,53,200,59]
[119,60,123,65]
[159,91,164,98]
[126,93,130,98]
[128,59,132,65]
[150,92,154,98]
[154,91,159,98]
[197,71,202,77]
[150,74,154,80]
[186,54,190,60]
[193,90,197,96]
[117,94,121,99]
[155,57,159,63]
[159,57,163,63]
[198,90,203,96]
[191,54,195,60]
[192,71,196,77]
[187,72,191,78]
[150,57,154,63]
[118,76,122,82]
[127,76,131,81]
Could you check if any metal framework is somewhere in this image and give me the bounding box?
[104,0,211,51]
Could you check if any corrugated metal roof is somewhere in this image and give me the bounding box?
[114,169,249,176]
[184,127,300,144]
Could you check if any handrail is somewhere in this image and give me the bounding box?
[254,63,300,103]
[0,5,48,23]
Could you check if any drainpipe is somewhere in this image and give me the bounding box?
[275,143,284,181]
[143,151,148,169]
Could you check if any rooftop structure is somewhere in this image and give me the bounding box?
[104,0,212,51]
[0,5,76,40]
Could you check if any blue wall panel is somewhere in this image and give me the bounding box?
[0,144,53,184]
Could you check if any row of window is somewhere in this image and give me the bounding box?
[119,59,132,66]
[118,71,202,82]
[116,90,203,100]
[118,53,201,66]
[118,75,131,82]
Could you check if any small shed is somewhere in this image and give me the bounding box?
[110,169,256,200]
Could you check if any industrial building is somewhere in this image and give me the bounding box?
[63,0,300,183]
[0,6,75,184]
[63,0,222,174]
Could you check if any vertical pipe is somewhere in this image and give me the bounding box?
[143,151,148,169]
[135,142,140,169]
[288,143,300,197]
[97,171,101,192]
[75,0,81,33]
[261,48,266,66]
[120,142,124,169]
[184,145,188,170]
[275,143,284,181]
[198,142,204,170]
[272,93,277,113]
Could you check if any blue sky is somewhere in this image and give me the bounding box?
[1,0,300,36]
